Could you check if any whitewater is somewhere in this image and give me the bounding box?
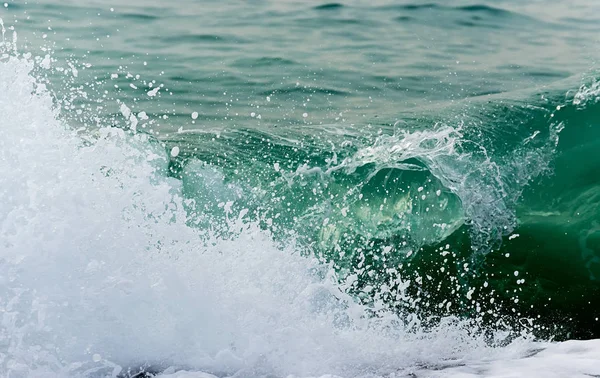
[0,36,599,378]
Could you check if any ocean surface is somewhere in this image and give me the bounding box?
[1,0,600,377]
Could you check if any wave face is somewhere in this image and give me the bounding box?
[170,84,600,337]
[1,0,600,376]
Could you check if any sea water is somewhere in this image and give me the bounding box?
[1,0,600,377]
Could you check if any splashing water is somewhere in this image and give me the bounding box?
[0,46,541,378]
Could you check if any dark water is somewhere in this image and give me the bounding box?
[2,0,600,363]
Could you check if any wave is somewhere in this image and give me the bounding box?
[0,39,548,378]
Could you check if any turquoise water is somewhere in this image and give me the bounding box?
[1,0,600,376]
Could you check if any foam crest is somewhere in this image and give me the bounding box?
[572,80,600,107]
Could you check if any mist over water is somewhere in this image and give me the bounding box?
[1,0,600,377]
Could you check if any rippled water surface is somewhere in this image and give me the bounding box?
[8,0,600,125]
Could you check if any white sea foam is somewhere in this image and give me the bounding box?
[161,339,600,378]
[0,49,599,378]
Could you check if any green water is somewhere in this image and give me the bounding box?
[3,0,600,339]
